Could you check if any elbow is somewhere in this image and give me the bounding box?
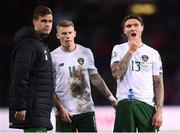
[111,65,120,80]
[112,73,120,80]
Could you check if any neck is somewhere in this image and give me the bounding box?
[128,39,143,48]
[61,44,76,52]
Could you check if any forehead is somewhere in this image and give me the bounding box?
[57,26,74,32]
[124,18,141,25]
[37,14,53,20]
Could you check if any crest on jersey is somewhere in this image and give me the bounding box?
[77,58,84,65]
[112,52,117,58]
[141,55,149,62]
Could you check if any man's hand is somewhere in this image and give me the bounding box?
[152,109,163,128]
[59,106,72,123]
[128,35,141,53]
[53,94,72,123]
[14,110,26,123]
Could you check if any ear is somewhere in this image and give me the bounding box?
[74,31,77,37]
[141,24,144,32]
[123,29,127,36]
[32,19,36,26]
[56,32,60,39]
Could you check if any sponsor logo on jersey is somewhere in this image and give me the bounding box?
[59,63,64,67]
[141,55,148,62]
[77,58,84,65]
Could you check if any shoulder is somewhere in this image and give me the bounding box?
[51,47,62,61]
[77,44,93,54]
[51,46,61,54]
[51,46,61,55]
[14,39,37,52]
[143,44,159,55]
[142,44,161,61]
[77,44,90,51]
[113,42,128,50]
[113,42,128,49]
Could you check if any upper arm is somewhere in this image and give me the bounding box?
[110,46,120,65]
[86,49,97,70]
[152,52,163,75]
[153,74,164,87]
[89,72,101,87]
[10,41,36,109]
[153,75,162,83]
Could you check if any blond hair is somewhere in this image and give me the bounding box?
[56,20,74,30]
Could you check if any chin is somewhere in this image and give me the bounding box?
[45,31,51,34]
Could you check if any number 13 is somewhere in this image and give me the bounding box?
[131,61,140,71]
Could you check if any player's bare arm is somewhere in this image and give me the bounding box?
[153,73,164,111]
[90,73,113,97]
[152,73,164,128]
[89,72,117,107]
[53,94,72,123]
[111,51,132,80]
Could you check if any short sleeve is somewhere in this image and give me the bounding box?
[86,49,97,74]
[111,45,124,65]
[152,51,163,75]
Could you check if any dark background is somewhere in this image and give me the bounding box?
[0,0,180,107]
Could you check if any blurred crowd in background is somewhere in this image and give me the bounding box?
[0,0,180,107]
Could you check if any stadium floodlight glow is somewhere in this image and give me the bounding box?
[129,3,157,15]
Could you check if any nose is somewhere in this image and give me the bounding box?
[46,21,52,26]
[65,33,71,37]
[130,25,136,30]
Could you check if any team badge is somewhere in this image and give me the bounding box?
[141,55,149,62]
[112,52,117,58]
[77,58,84,65]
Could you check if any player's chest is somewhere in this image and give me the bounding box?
[130,54,153,72]
[61,56,87,66]
[56,55,88,73]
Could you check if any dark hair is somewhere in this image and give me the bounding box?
[121,14,144,29]
[56,20,74,30]
[33,6,52,20]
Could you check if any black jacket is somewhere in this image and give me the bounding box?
[9,26,54,130]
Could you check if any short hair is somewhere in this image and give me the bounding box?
[121,14,144,29]
[56,20,74,30]
[33,6,52,20]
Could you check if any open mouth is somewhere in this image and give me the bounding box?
[131,33,136,37]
